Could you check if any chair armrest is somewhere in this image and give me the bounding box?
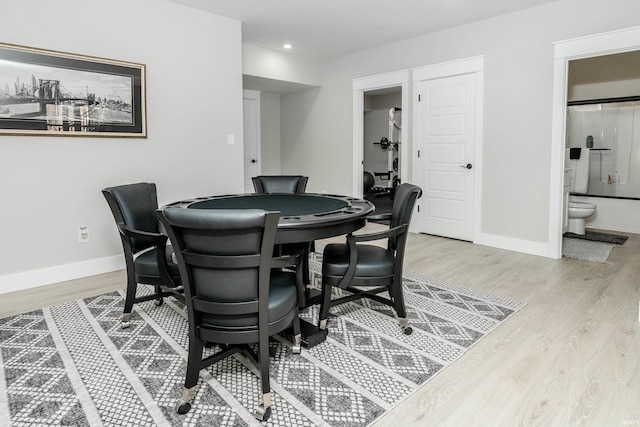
[271,254,300,269]
[367,213,392,222]
[348,224,407,244]
[335,224,407,289]
[118,223,176,286]
[117,223,167,244]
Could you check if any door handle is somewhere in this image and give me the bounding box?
[460,163,472,169]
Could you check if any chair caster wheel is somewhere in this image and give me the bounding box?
[292,344,302,354]
[121,321,130,329]
[254,404,271,421]
[155,298,164,306]
[175,399,191,414]
[403,326,413,335]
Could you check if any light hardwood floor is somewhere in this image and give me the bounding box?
[2,229,640,426]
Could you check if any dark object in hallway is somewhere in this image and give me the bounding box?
[363,170,393,218]
[364,171,375,193]
[365,193,393,218]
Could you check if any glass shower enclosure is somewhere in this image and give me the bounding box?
[566,96,640,199]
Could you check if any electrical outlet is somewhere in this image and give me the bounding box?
[78,226,89,243]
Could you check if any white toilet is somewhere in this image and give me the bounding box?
[565,148,597,235]
[568,200,597,234]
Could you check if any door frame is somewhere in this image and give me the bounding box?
[243,89,261,192]
[412,56,484,242]
[353,71,410,197]
[549,26,640,258]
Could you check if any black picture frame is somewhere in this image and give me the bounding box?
[0,42,146,137]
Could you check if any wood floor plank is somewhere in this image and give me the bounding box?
[373,229,640,426]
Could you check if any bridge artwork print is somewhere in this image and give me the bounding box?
[0,43,146,137]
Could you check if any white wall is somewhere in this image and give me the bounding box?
[242,44,322,87]
[279,0,640,249]
[0,0,245,292]
[241,46,323,177]
[260,92,282,174]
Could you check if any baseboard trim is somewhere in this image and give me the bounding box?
[0,256,124,295]
[474,232,551,258]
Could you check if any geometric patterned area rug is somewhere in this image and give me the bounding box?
[0,261,525,426]
[562,237,614,263]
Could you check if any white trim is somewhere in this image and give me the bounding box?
[549,56,568,259]
[474,232,550,258]
[411,56,485,241]
[353,70,411,197]
[549,26,640,259]
[353,90,364,197]
[412,56,484,81]
[473,69,485,245]
[0,255,123,295]
[353,70,410,92]
[554,26,640,59]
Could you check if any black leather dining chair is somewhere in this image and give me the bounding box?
[157,207,302,421]
[252,175,308,194]
[317,183,422,335]
[102,182,184,329]
[252,174,313,301]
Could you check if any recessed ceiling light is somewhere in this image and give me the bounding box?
[283,43,293,49]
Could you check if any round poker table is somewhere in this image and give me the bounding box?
[166,193,375,244]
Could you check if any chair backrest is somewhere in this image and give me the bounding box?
[388,183,422,251]
[252,175,308,194]
[102,182,160,253]
[158,207,280,331]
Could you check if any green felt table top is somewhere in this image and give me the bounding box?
[189,194,349,217]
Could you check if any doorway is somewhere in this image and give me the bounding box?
[549,25,640,258]
[363,87,402,214]
[352,71,410,198]
[243,90,261,193]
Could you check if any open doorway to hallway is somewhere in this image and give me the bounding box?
[363,87,402,215]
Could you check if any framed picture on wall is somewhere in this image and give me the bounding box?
[0,42,146,138]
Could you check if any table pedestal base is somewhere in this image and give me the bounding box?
[300,320,328,348]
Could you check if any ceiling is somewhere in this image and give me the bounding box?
[166,0,559,61]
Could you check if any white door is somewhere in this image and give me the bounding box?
[414,73,476,241]
[243,90,261,193]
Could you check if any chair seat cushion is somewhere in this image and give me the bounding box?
[201,270,298,329]
[322,243,395,279]
[134,245,180,280]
